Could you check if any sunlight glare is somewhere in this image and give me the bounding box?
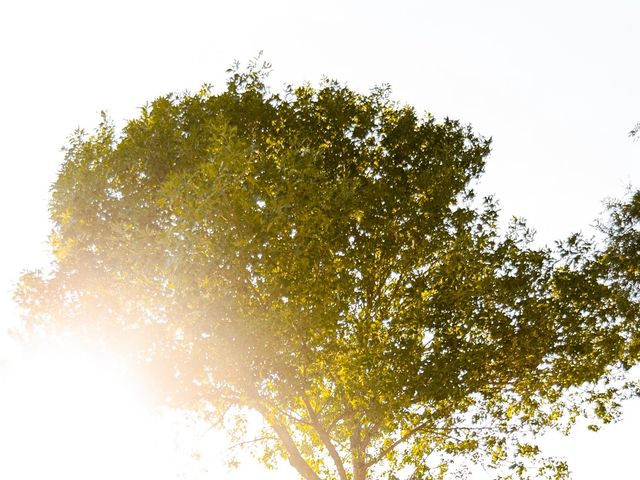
[0,346,177,480]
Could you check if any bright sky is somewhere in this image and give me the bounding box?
[0,1,638,478]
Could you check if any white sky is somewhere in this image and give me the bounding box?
[0,0,639,478]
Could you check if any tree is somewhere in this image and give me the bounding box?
[16,60,640,480]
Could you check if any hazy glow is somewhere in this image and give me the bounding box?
[0,346,176,480]
[0,1,639,478]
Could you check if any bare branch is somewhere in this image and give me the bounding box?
[227,435,277,450]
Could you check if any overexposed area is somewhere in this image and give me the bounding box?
[0,1,638,478]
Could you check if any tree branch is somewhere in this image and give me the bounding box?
[251,400,322,480]
[227,435,276,450]
[366,418,432,468]
[302,395,348,480]
[270,421,322,480]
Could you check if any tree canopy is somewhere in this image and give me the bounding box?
[16,61,640,480]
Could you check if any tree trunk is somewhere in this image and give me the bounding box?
[353,460,368,480]
[350,424,368,480]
